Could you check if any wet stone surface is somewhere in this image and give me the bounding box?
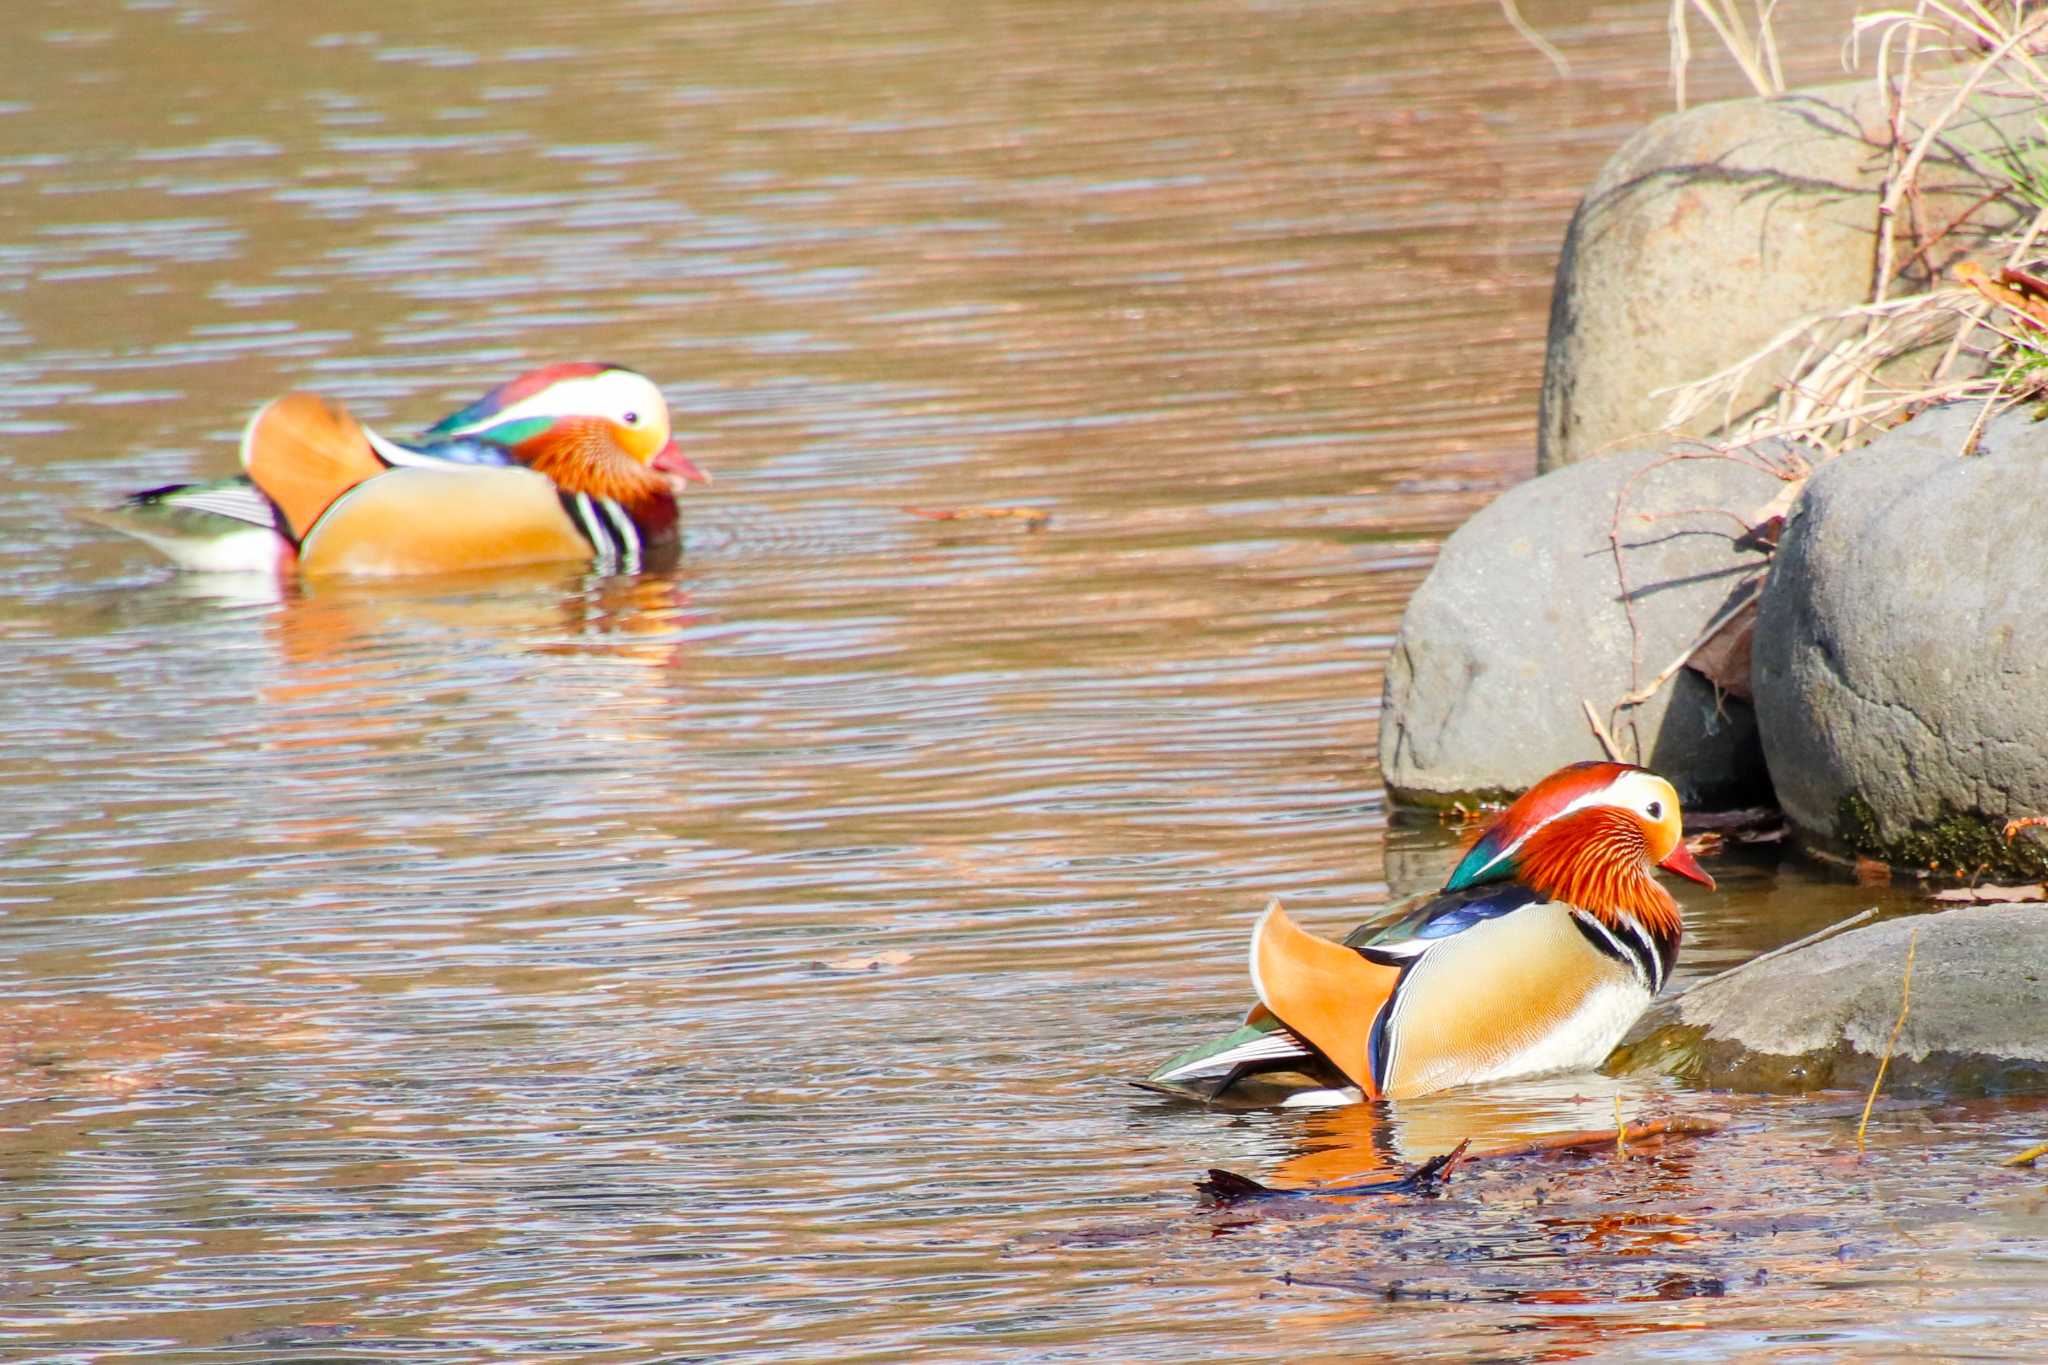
[1612,904,2048,1096]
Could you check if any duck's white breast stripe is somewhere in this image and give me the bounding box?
[597,497,641,571]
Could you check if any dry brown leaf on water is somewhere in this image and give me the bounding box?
[1931,883,2046,904]
[818,949,916,973]
[1684,831,1727,857]
[1854,857,1894,886]
[903,505,1052,528]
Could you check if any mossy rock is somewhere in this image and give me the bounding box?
[1832,794,2048,883]
[1753,405,2048,869]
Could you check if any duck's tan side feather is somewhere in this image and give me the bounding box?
[1378,902,1632,1099]
[297,466,590,576]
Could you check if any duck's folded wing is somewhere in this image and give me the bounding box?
[364,427,520,469]
[1138,1010,1344,1104]
[81,477,289,573]
[1343,884,1547,962]
[297,465,592,576]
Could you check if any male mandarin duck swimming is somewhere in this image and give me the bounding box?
[94,362,709,576]
[1142,761,1715,1108]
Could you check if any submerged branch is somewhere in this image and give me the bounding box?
[1197,1118,1728,1206]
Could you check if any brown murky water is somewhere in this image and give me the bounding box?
[4,0,2046,1358]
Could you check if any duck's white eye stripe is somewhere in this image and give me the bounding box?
[451,371,663,434]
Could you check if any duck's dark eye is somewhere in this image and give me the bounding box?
[623,411,640,425]
[1646,800,1663,820]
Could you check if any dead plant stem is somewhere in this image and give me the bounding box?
[1855,926,1919,1154]
[1615,575,1762,709]
[1498,0,1570,78]
[1876,13,2048,235]
[1872,15,1923,307]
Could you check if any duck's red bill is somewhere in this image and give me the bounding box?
[653,440,711,485]
[1658,840,1716,890]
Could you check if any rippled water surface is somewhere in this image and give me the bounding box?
[5,0,2047,1359]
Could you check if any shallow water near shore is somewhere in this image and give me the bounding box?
[4,0,2047,1358]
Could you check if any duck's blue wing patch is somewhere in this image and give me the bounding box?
[365,425,521,470]
[1342,884,1546,965]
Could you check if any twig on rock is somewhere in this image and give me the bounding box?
[1581,699,1624,762]
[1613,575,1763,709]
[1684,908,1878,993]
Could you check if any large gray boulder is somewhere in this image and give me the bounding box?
[1610,905,2048,1095]
[1752,404,2048,878]
[1380,444,1780,809]
[1539,78,2036,471]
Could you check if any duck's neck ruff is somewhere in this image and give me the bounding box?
[516,420,677,535]
[1513,807,1682,956]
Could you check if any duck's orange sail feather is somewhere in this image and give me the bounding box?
[1248,901,1400,1098]
[240,393,386,541]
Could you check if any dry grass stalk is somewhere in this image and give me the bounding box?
[2004,1139,2048,1167]
[1855,925,1919,1155]
[1858,6,2048,302]
[1669,0,1786,111]
[1663,4,2048,465]
[1469,1115,1726,1161]
[1498,0,1570,79]
[1658,292,1983,459]
[1588,4,2048,745]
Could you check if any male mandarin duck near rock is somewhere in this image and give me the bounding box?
[94,362,709,576]
[1143,761,1715,1108]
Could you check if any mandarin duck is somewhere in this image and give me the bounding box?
[1143,761,1715,1108]
[93,362,709,576]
